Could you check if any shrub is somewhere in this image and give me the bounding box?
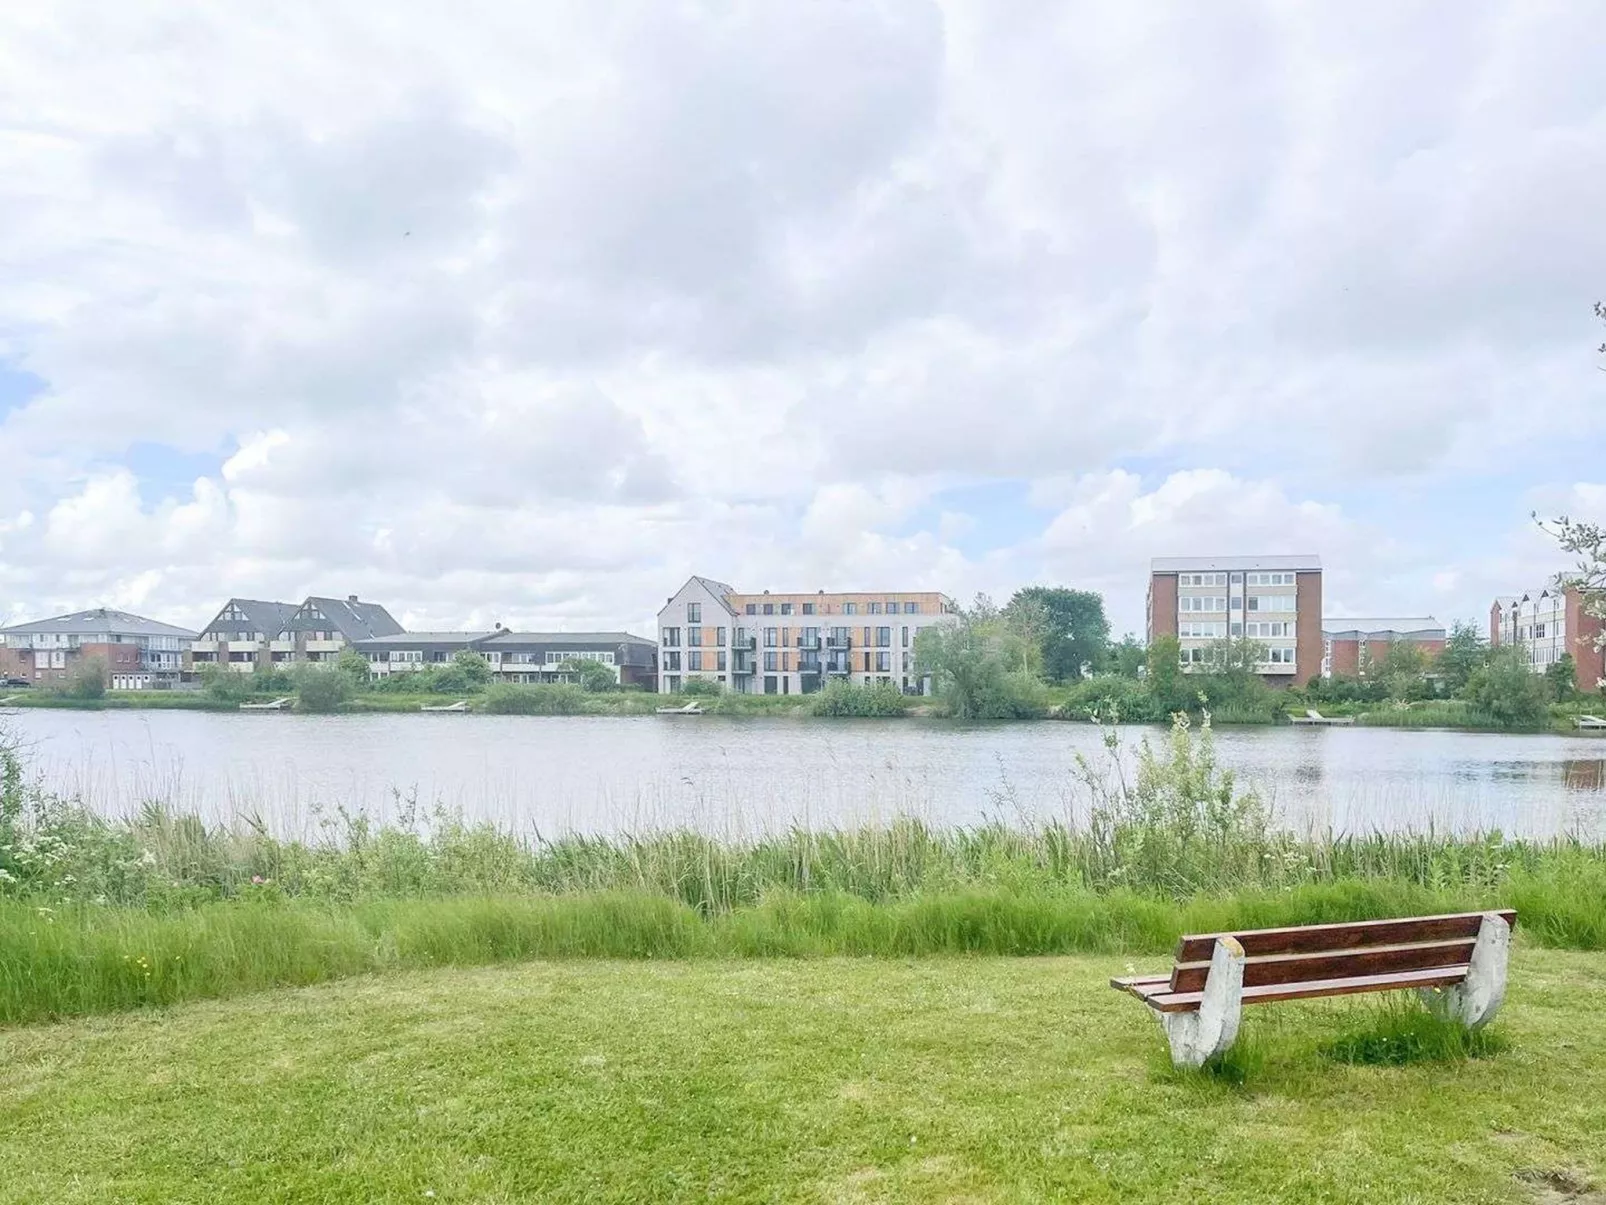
[1463,645,1551,730]
[201,667,256,703]
[294,667,352,713]
[806,680,909,717]
[483,684,587,715]
[52,658,107,701]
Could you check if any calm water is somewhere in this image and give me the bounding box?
[5,709,1606,840]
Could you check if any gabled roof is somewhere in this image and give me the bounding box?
[293,597,404,640]
[201,598,299,635]
[0,608,197,639]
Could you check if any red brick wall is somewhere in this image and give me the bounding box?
[1294,571,1323,686]
[0,647,27,678]
[1328,634,1446,679]
[1147,574,1178,644]
[1566,588,1605,692]
[1489,602,1504,646]
[1328,636,1359,677]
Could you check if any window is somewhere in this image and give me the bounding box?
[687,626,702,647]
[1534,623,1546,639]
[876,652,891,672]
[802,602,815,615]
[782,652,790,672]
[662,628,681,647]
[717,651,727,672]
[715,627,726,646]
[869,602,882,614]
[780,603,793,616]
[764,652,778,672]
[876,627,891,647]
[862,627,872,647]
[688,651,703,671]
[901,626,909,647]
[763,603,775,615]
[663,652,681,671]
[904,602,919,614]
[764,628,778,647]
[1230,573,1243,583]
[1266,647,1297,665]
[843,602,857,615]
[1247,595,1295,613]
[687,602,701,623]
[764,676,778,694]
[745,603,756,615]
[666,675,681,692]
[885,600,898,614]
[1179,597,1226,612]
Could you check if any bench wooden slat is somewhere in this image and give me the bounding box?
[1108,974,1170,991]
[1167,937,1477,993]
[1137,965,1470,1014]
[1174,909,1515,962]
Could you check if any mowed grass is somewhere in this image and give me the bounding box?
[3,950,1604,1204]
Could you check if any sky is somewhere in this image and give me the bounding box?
[1,1,1603,639]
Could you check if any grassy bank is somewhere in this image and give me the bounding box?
[3,951,1603,1203]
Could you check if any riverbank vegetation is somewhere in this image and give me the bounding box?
[4,717,1604,1025]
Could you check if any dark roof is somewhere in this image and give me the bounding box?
[201,598,299,635]
[0,608,197,640]
[479,630,655,648]
[295,597,404,640]
[351,631,495,647]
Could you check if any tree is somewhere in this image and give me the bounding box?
[1107,634,1146,679]
[451,649,492,687]
[336,647,372,688]
[61,657,107,700]
[1437,623,1488,696]
[1003,587,1110,682]
[294,666,351,713]
[915,603,1046,719]
[1143,635,1190,714]
[1464,645,1550,729]
[1379,639,1432,703]
[1546,654,1578,701]
[557,657,617,692]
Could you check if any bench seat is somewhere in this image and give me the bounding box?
[1112,910,1515,1066]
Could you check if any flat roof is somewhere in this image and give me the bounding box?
[1322,617,1444,635]
[1151,554,1322,572]
[353,632,494,646]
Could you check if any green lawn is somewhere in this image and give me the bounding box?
[4,950,1604,1203]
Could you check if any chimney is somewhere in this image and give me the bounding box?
[348,595,359,603]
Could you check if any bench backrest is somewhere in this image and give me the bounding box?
[1168,910,1516,994]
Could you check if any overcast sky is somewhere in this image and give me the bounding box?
[2,2,1603,638]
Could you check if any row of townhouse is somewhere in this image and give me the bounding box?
[656,577,961,695]
[355,629,657,689]
[1490,587,1605,691]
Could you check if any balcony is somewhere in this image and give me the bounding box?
[825,635,852,650]
[798,660,822,676]
[733,635,757,650]
[797,637,821,651]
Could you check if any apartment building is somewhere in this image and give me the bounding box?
[1489,587,1604,691]
[354,629,657,688]
[0,608,196,689]
[1147,555,1324,686]
[656,576,959,695]
[1322,618,1446,678]
[189,595,401,673]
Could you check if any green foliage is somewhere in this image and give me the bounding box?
[294,667,352,713]
[1436,622,1488,696]
[1300,674,1387,706]
[200,666,255,703]
[679,676,722,698]
[1320,999,1508,1066]
[53,658,108,701]
[806,680,909,717]
[1379,639,1435,703]
[482,684,587,714]
[1004,587,1110,681]
[335,647,371,687]
[916,600,1050,720]
[1143,635,1189,713]
[554,657,618,692]
[1546,653,1578,700]
[1463,645,1551,729]
[1106,634,1146,679]
[1057,675,1169,724]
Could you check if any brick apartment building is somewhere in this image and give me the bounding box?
[1146,555,1324,687]
[1322,618,1446,678]
[0,608,196,689]
[656,576,959,695]
[1490,586,1605,692]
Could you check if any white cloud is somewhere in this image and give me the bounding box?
[0,1,1602,634]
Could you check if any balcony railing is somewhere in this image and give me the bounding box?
[798,660,822,675]
[825,635,852,650]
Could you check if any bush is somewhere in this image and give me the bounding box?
[294,667,352,713]
[680,677,722,698]
[806,680,909,717]
[201,667,256,703]
[483,684,588,715]
[1463,645,1551,730]
[54,658,107,701]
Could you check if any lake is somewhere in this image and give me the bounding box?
[4,709,1606,840]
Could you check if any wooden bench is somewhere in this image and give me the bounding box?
[1112,910,1516,1067]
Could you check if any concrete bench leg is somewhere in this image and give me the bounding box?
[1418,911,1511,1030]
[1159,936,1245,1068]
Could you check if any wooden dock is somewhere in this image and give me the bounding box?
[1290,709,1356,726]
[239,697,293,711]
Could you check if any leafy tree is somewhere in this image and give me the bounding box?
[201,666,254,703]
[336,647,372,688]
[1107,634,1146,679]
[294,666,351,713]
[1003,587,1110,682]
[451,649,492,687]
[1463,645,1550,730]
[1379,639,1433,703]
[557,657,617,692]
[1143,635,1190,714]
[61,658,107,700]
[915,602,1046,719]
[1436,623,1488,696]
[1545,653,1578,701]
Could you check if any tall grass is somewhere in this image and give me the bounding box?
[3,718,1604,1025]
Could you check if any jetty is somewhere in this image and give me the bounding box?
[1290,709,1356,726]
[421,700,471,712]
[239,697,293,711]
[656,701,705,716]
